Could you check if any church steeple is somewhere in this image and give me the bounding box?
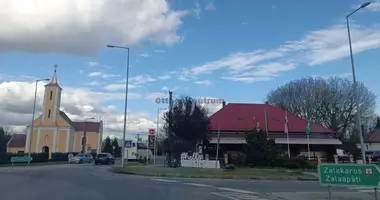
[42,65,62,124]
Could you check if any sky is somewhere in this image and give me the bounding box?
[1,0,380,140]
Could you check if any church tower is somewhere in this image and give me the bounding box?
[42,65,62,124]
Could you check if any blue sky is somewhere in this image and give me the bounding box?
[1,0,380,137]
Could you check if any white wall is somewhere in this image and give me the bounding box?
[357,143,380,151]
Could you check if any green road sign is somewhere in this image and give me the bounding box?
[318,163,380,187]
[306,121,311,135]
[10,156,33,163]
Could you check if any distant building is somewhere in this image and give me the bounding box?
[206,102,341,160]
[357,128,380,152]
[7,134,26,153]
[20,68,103,154]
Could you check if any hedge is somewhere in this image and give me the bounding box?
[0,152,98,164]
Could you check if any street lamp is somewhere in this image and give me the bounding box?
[106,44,130,168]
[82,117,95,153]
[346,2,371,164]
[155,108,168,165]
[28,78,50,157]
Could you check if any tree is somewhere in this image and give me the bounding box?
[266,77,376,140]
[162,96,211,166]
[0,126,12,153]
[111,137,122,158]
[245,128,280,166]
[102,136,113,154]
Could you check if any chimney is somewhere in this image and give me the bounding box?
[222,101,226,107]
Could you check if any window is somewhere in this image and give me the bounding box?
[48,109,51,118]
[49,91,53,100]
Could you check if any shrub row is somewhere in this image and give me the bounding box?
[0,152,98,165]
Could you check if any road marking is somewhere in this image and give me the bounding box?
[151,178,178,183]
[357,190,375,193]
[211,192,240,200]
[183,183,210,187]
[217,187,257,194]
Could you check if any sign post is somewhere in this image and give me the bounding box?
[148,129,155,164]
[318,163,380,200]
[124,140,132,164]
[306,121,311,160]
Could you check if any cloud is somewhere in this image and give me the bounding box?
[204,2,216,11]
[88,72,120,78]
[137,53,151,57]
[129,74,157,85]
[194,80,212,85]
[0,0,187,56]
[154,49,166,53]
[87,81,104,86]
[368,1,380,12]
[179,23,380,83]
[313,72,352,79]
[103,84,137,91]
[0,80,153,138]
[157,75,171,80]
[88,62,99,67]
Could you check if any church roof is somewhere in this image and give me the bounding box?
[7,134,26,148]
[60,111,101,132]
[45,64,62,89]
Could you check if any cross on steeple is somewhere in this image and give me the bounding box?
[54,64,58,72]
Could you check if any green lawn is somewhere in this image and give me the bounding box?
[111,165,317,180]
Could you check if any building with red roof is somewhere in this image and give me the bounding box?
[207,102,341,160]
[19,67,103,155]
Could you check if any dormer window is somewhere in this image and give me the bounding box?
[50,91,53,100]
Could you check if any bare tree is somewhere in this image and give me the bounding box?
[266,77,376,140]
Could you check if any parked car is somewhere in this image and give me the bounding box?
[69,153,93,164]
[371,151,380,162]
[95,153,115,165]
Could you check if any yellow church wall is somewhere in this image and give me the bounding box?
[38,130,55,152]
[32,116,42,126]
[7,147,25,153]
[74,131,99,153]
[57,130,67,152]
[31,129,38,152]
[56,115,70,126]
[43,88,57,123]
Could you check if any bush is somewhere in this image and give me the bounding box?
[283,162,301,169]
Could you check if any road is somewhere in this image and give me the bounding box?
[0,161,377,200]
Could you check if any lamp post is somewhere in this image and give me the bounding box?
[155,108,167,165]
[28,78,50,157]
[346,2,371,164]
[107,45,130,167]
[82,117,95,153]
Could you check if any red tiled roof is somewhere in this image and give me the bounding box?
[59,111,100,132]
[72,122,100,132]
[208,133,334,139]
[365,129,380,142]
[209,103,333,133]
[7,134,26,148]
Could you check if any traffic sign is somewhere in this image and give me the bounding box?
[124,140,132,148]
[10,156,33,163]
[148,135,155,149]
[306,121,311,135]
[318,163,380,187]
[149,129,155,135]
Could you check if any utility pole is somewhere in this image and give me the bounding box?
[82,122,87,153]
[168,90,173,167]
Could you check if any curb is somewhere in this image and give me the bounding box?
[109,168,318,181]
[0,161,69,168]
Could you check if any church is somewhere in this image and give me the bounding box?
[24,67,103,154]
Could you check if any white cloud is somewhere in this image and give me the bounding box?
[103,84,137,91]
[130,74,156,85]
[137,53,151,57]
[154,49,166,53]
[88,62,99,67]
[87,81,104,86]
[194,80,212,85]
[88,71,120,78]
[0,0,187,56]
[204,2,216,11]
[0,80,152,138]
[368,1,380,12]
[157,75,171,80]
[179,23,380,83]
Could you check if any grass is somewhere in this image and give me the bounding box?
[110,165,317,180]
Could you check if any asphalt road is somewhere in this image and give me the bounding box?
[0,161,377,200]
